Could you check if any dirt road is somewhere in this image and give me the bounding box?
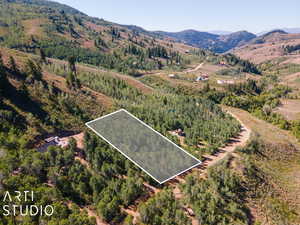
[185,63,204,73]
[201,109,251,168]
[48,58,154,95]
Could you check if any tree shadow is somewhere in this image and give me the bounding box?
[5,81,49,121]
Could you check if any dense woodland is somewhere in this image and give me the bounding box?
[221,53,261,74]
[182,158,249,225]
[138,189,190,225]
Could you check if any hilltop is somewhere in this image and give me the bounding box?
[233,30,300,64]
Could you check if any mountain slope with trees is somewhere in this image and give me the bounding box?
[0,0,198,76]
[0,43,242,224]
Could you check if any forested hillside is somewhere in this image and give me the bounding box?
[1,0,300,225]
[0,43,241,224]
[0,0,198,76]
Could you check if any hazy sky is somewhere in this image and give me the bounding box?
[54,0,300,33]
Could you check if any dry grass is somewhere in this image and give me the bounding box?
[0,47,32,65]
[274,99,300,120]
[43,71,114,109]
[22,18,47,37]
[222,106,300,148]
[198,63,223,74]
[281,72,300,87]
[0,27,8,36]
[82,39,95,49]
[233,33,300,64]
[224,106,300,224]
[279,72,300,96]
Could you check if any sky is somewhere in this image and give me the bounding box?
[54,0,300,34]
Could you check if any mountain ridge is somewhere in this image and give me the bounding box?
[154,29,256,53]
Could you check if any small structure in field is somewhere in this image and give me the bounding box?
[38,136,69,152]
[196,74,209,82]
[219,61,228,66]
[168,74,176,78]
[217,80,235,85]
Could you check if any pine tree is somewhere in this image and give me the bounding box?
[8,56,19,74]
[25,59,43,81]
[66,71,75,87]
[0,52,8,95]
[39,48,47,64]
[66,56,80,89]
[68,56,77,75]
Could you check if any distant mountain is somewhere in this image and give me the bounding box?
[155,29,218,47]
[257,28,300,36]
[217,31,257,52]
[250,30,288,44]
[121,24,160,38]
[154,29,256,53]
[208,30,233,35]
[282,28,300,34]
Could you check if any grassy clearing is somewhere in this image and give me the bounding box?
[237,137,300,225]
[223,106,300,148]
[274,99,300,121]
[22,18,47,37]
[226,106,300,224]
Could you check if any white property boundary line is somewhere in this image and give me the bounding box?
[86,109,202,184]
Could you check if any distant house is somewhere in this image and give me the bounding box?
[168,74,176,78]
[219,61,228,66]
[217,80,235,85]
[37,136,68,152]
[196,74,209,82]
